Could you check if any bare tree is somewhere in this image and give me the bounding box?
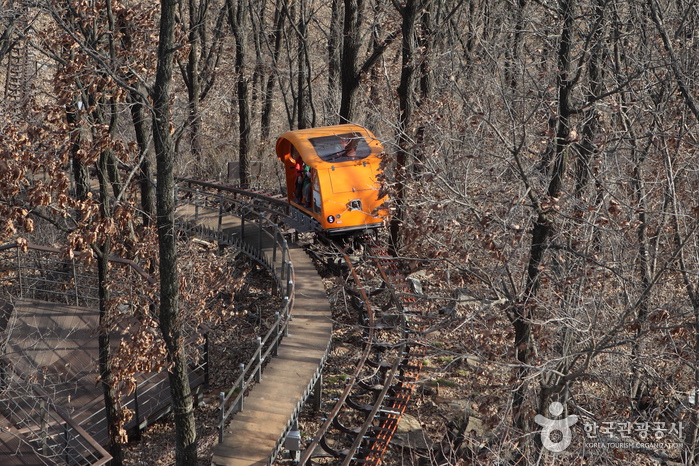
[226,0,252,187]
[176,0,228,173]
[152,0,198,462]
[326,0,342,121]
[258,0,287,140]
[338,0,397,123]
[390,0,423,249]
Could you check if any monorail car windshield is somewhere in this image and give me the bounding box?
[276,124,387,234]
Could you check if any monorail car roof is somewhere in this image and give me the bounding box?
[276,124,384,168]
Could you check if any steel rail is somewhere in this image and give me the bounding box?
[340,240,411,466]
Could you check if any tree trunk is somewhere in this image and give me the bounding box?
[296,0,310,129]
[96,123,123,465]
[504,0,526,91]
[153,0,198,463]
[390,0,419,250]
[327,0,342,122]
[260,0,286,140]
[96,241,123,464]
[67,104,90,201]
[129,88,156,226]
[227,0,252,187]
[338,0,396,124]
[414,1,434,170]
[512,0,576,447]
[573,0,605,199]
[667,148,699,463]
[628,128,653,403]
[186,0,203,169]
[338,0,362,123]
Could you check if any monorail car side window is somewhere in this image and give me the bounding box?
[309,133,372,162]
[290,145,300,163]
[312,169,321,214]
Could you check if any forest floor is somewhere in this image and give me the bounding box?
[119,238,680,465]
[122,248,280,465]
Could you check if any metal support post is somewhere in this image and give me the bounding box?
[195,189,200,222]
[284,421,301,461]
[258,212,263,252]
[218,392,225,443]
[218,193,223,231]
[238,363,245,412]
[64,423,69,464]
[313,374,323,411]
[280,252,287,284]
[272,229,278,263]
[16,247,23,298]
[273,312,280,356]
[256,337,262,383]
[134,382,140,436]
[204,333,210,389]
[40,399,47,454]
[72,258,79,306]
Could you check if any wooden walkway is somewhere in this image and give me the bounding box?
[0,299,116,465]
[0,298,182,447]
[176,204,333,465]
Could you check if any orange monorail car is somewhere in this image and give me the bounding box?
[276,124,387,234]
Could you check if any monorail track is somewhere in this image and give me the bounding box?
[299,237,424,465]
[176,178,424,465]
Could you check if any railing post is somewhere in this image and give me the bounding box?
[40,398,47,454]
[283,296,289,337]
[15,247,22,299]
[204,333,210,389]
[238,363,245,412]
[256,337,262,383]
[134,381,140,437]
[272,229,278,263]
[71,257,79,306]
[282,240,289,286]
[64,422,69,464]
[273,312,280,356]
[195,189,200,223]
[313,374,323,412]
[280,254,287,284]
[258,212,263,252]
[287,279,293,303]
[218,192,224,231]
[241,206,246,239]
[218,391,225,443]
